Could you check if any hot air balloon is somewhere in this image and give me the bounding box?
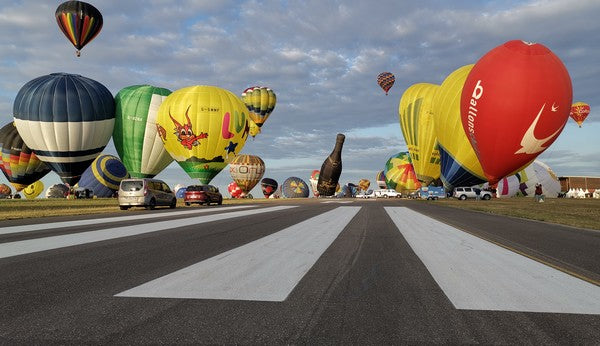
[23,180,44,199]
[55,1,103,57]
[156,85,249,184]
[113,85,173,178]
[376,170,387,189]
[45,183,70,198]
[241,86,276,133]
[0,122,51,192]
[78,154,129,198]
[460,40,572,185]
[229,154,265,196]
[0,183,11,198]
[358,179,370,191]
[377,72,395,95]
[384,152,421,194]
[398,83,441,186]
[432,64,487,190]
[260,177,278,198]
[13,73,115,186]
[506,160,561,198]
[309,170,320,197]
[228,181,243,198]
[281,177,310,198]
[569,102,590,128]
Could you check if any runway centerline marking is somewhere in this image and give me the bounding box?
[0,205,257,235]
[0,206,296,259]
[385,207,600,315]
[116,206,361,302]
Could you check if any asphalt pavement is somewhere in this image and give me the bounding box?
[1,198,599,344]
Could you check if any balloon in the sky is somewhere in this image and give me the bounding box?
[461,40,572,184]
[13,73,115,186]
[229,154,265,195]
[45,183,70,198]
[569,102,590,128]
[248,119,261,138]
[260,177,278,198]
[0,183,11,197]
[384,152,421,194]
[241,86,276,132]
[398,83,441,186]
[55,1,103,57]
[156,85,249,184]
[281,177,310,198]
[432,64,487,190]
[113,85,173,178]
[377,72,395,95]
[228,181,243,198]
[358,179,370,191]
[376,170,387,189]
[309,170,320,197]
[23,180,44,199]
[78,154,129,198]
[0,122,51,192]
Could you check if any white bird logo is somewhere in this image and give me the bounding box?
[514,103,563,155]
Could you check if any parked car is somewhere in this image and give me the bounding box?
[417,186,446,200]
[184,184,223,206]
[356,189,375,199]
[118,178,177,210]
[452,187,492,200]
[374,189,401,198]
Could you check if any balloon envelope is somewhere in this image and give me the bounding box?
[23,180,44,199]
[281,177,310,198]
[260,178,278,198]
[569,102,590,128]
[45,183,69,198]
[398,83,441,186]
[228,181,243,198]
[0,122,51,192]
[0,183,11,197]
[113,85,173,178]
[229,154,265,195]
[376,170,387,189]
[432,64,486,190]
[309,170,320,197]
[377,72,395,95]
[384,152,421,194]
[460,40,572,184]
[55,1,103,56]
[13,73,115,186]
[358,179,370,191]
[241,86,276,130]
[78,154,129,197]
[157,85,249,184]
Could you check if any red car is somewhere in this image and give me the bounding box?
[184,185,223,206]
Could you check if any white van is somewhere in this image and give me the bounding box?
[373,189,401,198]
[118,178,177,210]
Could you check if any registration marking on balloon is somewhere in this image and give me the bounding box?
[385,207,600,314]
[116,207,361,301]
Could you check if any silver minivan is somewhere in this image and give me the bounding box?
[118,178,177,210]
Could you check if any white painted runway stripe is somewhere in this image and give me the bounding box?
[116,206,361,302]
[0,205,257,235]
[385,207,600,315]
[321,200,354,204]
[0,206,296,259]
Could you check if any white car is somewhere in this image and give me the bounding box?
[356,189,375,198]
[374,189,401,198]
[452,187,492,200]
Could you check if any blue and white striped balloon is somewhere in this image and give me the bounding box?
[13,73,115,185]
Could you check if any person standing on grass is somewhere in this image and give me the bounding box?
[534,183,544,202]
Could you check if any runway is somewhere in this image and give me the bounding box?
[1,199,599,344]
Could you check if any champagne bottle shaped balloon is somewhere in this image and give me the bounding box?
[317,133,345,196]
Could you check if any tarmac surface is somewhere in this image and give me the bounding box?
[1,198,599,344]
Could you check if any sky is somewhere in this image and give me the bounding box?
[0,0,598,198]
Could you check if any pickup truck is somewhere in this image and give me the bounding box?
[373,189,401,198]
